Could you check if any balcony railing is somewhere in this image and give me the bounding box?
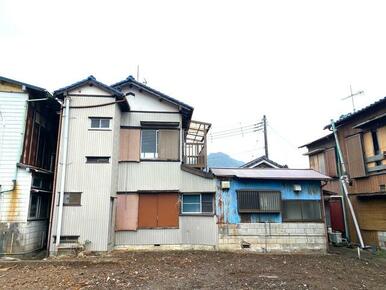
[182,120,211,170]
[365,151,386,173]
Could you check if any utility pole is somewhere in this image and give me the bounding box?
[263,115,268,158]
[342,85,364,112]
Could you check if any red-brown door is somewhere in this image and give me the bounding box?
[329,198,345,233]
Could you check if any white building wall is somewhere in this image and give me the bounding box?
[50,93,120,253]
[0,92,28,192]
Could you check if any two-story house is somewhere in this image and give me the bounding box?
[49,76,216,254]
[0,76,59,255]
[300,97,386,249]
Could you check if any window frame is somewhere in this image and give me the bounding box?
[140,128,180,161]
[60,192,82,206]
[140,129,159,160]
[282,199,323,222]
[89,117,112,130]
[181,193,214,215]
[28,193,50,220]
[236,190,282,213]
[86,156,110,163]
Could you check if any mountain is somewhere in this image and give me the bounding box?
[207,152,244,168]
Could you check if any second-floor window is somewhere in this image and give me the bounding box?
[90,117,111,129]
[140,129,179,161]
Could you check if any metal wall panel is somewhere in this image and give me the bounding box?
[0,92,28,191]
[121,112,181,127]
[50,95,120,252]
[118,162,216,192]
[115,216,217,246]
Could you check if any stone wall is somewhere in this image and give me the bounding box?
[218,223,327,253]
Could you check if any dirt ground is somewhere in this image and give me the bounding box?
[0,248,385,289]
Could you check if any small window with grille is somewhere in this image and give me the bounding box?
[237,190,281,213]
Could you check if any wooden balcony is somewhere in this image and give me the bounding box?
[182,120,211,170]
[365,151,386,173]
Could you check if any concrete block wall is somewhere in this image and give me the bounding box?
[378,231,386,249]
[218,223,327,253]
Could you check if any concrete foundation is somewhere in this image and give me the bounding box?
[218,223,327,253]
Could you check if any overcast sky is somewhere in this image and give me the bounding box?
[1,1,385,168]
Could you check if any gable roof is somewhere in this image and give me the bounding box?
[112,76,193,128]
[211,168,330,180]
[53,75,129,111]
[299,133,334,148]
[324,96,386,130]
[240,155,287,168]
[0,75,48,94]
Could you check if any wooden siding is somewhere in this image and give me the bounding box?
[350,174,386,193]
[379,126,386,165]
[325,148,338,177]
[116,194,138,231]
[119,129,140,161]
[356,198,386,231]
[345,134,366,178]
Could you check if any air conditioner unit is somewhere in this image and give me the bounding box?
[221,181,230,189]
[293,184,302,192]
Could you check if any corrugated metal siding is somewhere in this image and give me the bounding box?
[50,95,119,252]
[121,112,181,127]
[115,216,217,246]
[118,162,216,192]
[0,92,28,190]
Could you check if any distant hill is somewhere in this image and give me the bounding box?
[207,152,244,168]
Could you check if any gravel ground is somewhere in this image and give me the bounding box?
[0,248,385,289]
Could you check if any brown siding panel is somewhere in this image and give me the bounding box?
[116,194,138,231]
[120,129,140,161]
[325,148,337,177]
[345,134,366,178]
[157,193,179,228]
[158,130,179,160]
[138,194,158,228]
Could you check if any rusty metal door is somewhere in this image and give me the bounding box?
[329,198,345,234]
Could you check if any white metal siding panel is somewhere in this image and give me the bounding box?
[50,95,119,252]
[118,162,216,192]
[0,168,31,222]
[0,92,28,190]
[121,112,181,127]
[115,216,217,246]
[180,216,218,245]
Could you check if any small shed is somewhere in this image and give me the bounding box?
[211,168,330,253]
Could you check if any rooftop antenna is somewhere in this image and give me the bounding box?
[342,85,364,112]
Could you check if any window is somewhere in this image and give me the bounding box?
[140,129,179,160]
[237,190,281,213]
[63,192,82,206]
[138,193,179,228]
[28,193,49,220]
[90,117,111,129]
[181,193,214,214]
[141,129,159,159]
[282,200,322,222]
[86,156,110,163]
[32,174,52,190]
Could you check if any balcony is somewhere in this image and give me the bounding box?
[183,120,211,170]
[365,151,386,173]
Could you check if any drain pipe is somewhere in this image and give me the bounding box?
[55,96,70,250]
[330,120,365,248]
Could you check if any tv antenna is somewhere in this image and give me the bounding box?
[342,85,364,112]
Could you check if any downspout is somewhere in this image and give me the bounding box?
[330,120,365,248]
[55,96,70,251]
